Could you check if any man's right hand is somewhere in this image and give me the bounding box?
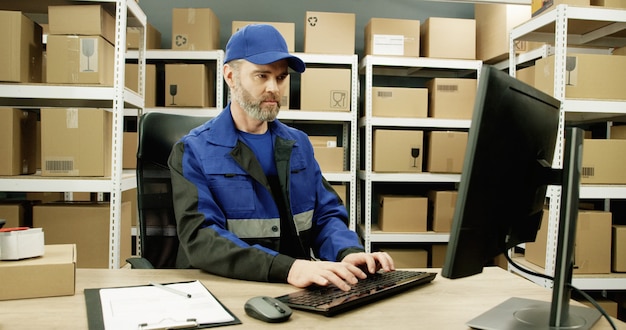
[286,259,368,291]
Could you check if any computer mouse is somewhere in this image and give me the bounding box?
[244,296,292,323]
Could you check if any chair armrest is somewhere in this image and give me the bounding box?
[126,257,155,269]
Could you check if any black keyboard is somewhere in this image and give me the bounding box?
[275,270,436,316]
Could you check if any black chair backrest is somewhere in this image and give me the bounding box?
[136,112,210,268]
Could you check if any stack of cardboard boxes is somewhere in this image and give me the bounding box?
[0,5,135,269]
[163,8,219,108]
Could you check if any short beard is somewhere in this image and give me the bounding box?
[231,74,281,122]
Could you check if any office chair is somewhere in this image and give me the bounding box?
[127,112,210,269]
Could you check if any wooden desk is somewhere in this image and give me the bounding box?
[0,267,621,329]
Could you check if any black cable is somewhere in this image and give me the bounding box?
[504,253,617,330]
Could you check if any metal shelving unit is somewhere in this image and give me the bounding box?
[358,55,481,252]
[125,49,225,117]
[0,0,146,269]
[125,51,360,230]
[280,53,359,230]
[509,4,626,290]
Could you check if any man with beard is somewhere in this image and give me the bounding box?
[168,24,394,291]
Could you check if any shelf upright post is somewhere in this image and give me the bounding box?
[215,50,225,110]
[109,0,130,269]
[363,56,374,253]
[545,4,570,286]
[348,54,358,231]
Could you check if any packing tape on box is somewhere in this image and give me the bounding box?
[0,227,45,260]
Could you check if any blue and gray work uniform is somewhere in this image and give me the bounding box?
[168,104,364,283]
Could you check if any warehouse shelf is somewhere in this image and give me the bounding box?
[509,4,626,292]
[358,55,480,252]
[359,116,471,129]
[580,185,626,199]
[358,171,461,183]
[357,225,450,244]
[0,170,137,193]
[511,257,626,291]
[0,0,147,269]
[0,83,143,109]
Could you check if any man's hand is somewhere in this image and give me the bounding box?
[286,252,395,291]
[287,259,367,291]
[341,251,395,274]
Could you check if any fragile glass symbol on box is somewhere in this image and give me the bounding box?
[330,90,347,109]
[80,38,98,72]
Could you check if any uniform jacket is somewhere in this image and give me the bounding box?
[168,104,364,283]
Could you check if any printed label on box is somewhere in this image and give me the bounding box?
[373,34,405,56]
[80,38,99,73]
[330,90,349,109]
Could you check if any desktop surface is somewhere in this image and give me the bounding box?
[0,267,621,329]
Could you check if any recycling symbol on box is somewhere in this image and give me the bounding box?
[307,16,318,27]
[175,35,188,47]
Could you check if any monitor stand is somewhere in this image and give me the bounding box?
[466,127,601,330]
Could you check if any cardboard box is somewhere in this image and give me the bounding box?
[427,78,477,119]
[0,10,43,83]
[364,18,420,57]
[371,87,428,118]
[25,192,65,203]
[165,64,214,107]
[126,23,162,50]
[516,66,535,87]
[0,203,25,228]
[0,244,76,300]
[380,248,428,268]
[426,131,467,173]
[304,11,355,54]
[525,209,612,274]
[313,147,345,172]
[575,210,612,274]
[125,63,157,108]
[331,184,347,205]
[232,21,295,52]
[378,195,427,232]
[421,17,476,60]
[475,4,532,63]
[309,135,337,148]
[172,8,220,50]
[0,108,37,175]
[428,191,458,232]
[534,54,626,101]
[48,5,116,44]
[610,125,626,139]
[123,131,138,169]
[614,46,626,56]
[46,35,115,85]
[524,208,550,267]
[532,0,590,16]
[591,0,626,8]
[33,202,131,268]
[41,108,112,177]
[431,244,448,268]
[122,188,138,227]
[300,68,351,111]
[613,225,626,272]
[581,139,626,184]
[373,129,423,172]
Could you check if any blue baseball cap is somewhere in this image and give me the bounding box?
[225,24,305,73]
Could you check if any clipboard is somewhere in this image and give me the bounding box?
[85,280,241,329]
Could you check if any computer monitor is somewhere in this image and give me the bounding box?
[442,65,600,329]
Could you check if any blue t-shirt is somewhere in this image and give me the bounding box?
[238,130,277,176]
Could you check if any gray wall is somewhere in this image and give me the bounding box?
[139,0,475,57]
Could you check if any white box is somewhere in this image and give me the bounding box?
[0,228,44,260]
